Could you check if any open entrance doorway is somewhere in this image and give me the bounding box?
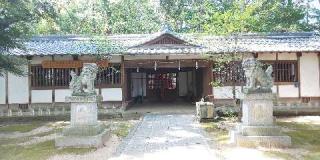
[128,68,206,105]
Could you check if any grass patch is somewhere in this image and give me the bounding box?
[0,123,43,133]
[271,121,320,160]
[111,122,132,138]
[0,137,30,146]
[0,140,94,160]
[264,151,299,160]
[201,122,229,144]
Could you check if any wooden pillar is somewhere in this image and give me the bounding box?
[318,53,320,89]
[27,56,32,107]
[121,56,127,103]
[208,61,213,95]
[51,56,55,106]
[252,53,258,58]
[276,53,279,97]
[297,52,302,98]
[5,71,9,109]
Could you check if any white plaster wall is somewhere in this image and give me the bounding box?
[278,85,299,97]
[109,55,121,63]
[131,73,146,97]
[54,55,73,61]
[55,89,72,102]
[213,85,277,99]
[271,86,277,94]
[8,72,29,104]
[300,53,320,97]
[0,76,6,104]
[178,72,188,96]
[31,90,52,103]
[79,55,121,63]
[213,86,233,99]
[278,53,297,60]
[78,55,95,61]
[124,55,167,60]
[31,56,52,64]
[234,86,243,99]
[101,88,122,101]
[169,54,203,60]
[257,53,276,60]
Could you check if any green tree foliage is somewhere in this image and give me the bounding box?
[31,0,161,35]
[0,0,34,76]
[0,0,61,76]
[27,0,318,35]
[160,0,311,34]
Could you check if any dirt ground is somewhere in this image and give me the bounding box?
[0,119,138,160]
[1,116,320,160]
[202,116,320,160]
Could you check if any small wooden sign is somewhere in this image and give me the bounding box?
[42,60,109,68]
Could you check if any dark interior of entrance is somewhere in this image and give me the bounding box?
[127,68,204,104]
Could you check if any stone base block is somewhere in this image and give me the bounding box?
[231,132,291,148]
[62,123,105,136]
[230,124,291,148]
[55,129,110,148]
[238,125,282,136]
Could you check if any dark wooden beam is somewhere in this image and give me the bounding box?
[252,53,258,58]
[121,56,127,103]
[51,56,55,105]
[297,52,302,99]
[318,52,320,93]
[5,71,8,109]
[124,60,210,69]
[276,53,279,97]
[28,59,32,107]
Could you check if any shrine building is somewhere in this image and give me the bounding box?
[1,30,320,111]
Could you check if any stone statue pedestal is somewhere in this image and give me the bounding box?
[230,92,291,148]
[55,95,110,148]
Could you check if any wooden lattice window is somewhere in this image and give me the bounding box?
[96,64,121,86]
[265,61,298,83]
[31,65,75,88]
[31,64,121,89]
[213,61,245,86]
[213,60,298,86]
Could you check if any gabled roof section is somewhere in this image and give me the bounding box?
[132,28,198,47]
[139,33,188,46]
[123,28,206,54]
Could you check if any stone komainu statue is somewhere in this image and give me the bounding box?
[242,57,273,93]
[69,63,98,96]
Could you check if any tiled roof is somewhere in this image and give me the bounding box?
[9,35,124,56]
[8,32,320,56]
[194,32,320,53]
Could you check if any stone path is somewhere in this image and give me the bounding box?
[110,114,217,160]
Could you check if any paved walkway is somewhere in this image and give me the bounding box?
[110,114,217,160]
